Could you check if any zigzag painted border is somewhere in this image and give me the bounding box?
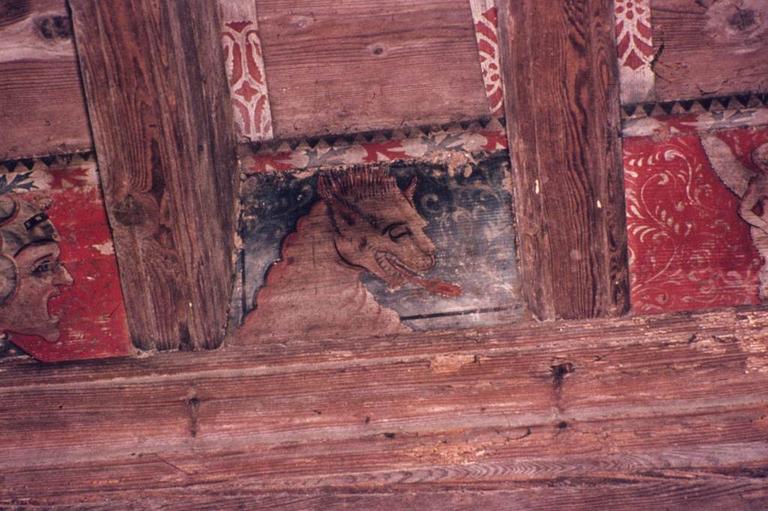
[622,94,768,138]
[621,93,768,120]
[0,152,95,174]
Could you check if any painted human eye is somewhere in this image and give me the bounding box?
[32,259,54,276]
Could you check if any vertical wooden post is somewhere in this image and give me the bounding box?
[69,0,239,350]
[498,0,629,319]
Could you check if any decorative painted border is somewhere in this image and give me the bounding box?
[622,93,768,119]
[241,118,509,174]
[1,152,95,174]
[220,0,273,142]
[0,154,104,196]
[622,96,768,137]
[470,0,504,116]
[614,0,655,104]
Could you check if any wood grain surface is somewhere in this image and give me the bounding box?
[498,0,629,320]
[0,0,91,160]
[652,0,768,102]
[1,309,767,509]
[69,0,239,351]
[0,0,492,160]
[214,0,488,138]
[6,485,765,511]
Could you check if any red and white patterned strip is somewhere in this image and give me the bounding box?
[243,119,509,174]
[470,0,504,116]
[614,0,655,104]
[220,1,273,142]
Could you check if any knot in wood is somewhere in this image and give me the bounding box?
[728,8,756,31]
[34,15,71,41]
[113,195,147,226]
[551,362,575,391]
[705,0,767,43]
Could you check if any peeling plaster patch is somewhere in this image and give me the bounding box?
[688,335,732,355]
[429,353,479,374]
[740,335,768,373]
[409,441,491,465]
[92,241,115,256]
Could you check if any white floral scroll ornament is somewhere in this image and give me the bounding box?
[614,0,655,104]
[470,0,504,116]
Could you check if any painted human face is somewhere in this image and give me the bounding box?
[0,241,73,342]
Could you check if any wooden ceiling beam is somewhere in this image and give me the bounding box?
[69,0,239,351]
[498,0,629,320]
[1,308,767,507]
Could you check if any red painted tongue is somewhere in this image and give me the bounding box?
[405,273,462,297]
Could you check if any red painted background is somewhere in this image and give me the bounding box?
[624,127,768,313]
[9,165,133,362]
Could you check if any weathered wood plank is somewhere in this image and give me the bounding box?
[1,0,492,159]
[257,0,490,138]
[0,0,91,160]
[1,309,767,508]
[69,0,239,350]
[652,0,768,102]
[498,0,629,319]
[5,482,768,510]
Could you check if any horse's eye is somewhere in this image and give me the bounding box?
[387,224,411,241]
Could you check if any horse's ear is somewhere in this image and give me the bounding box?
[404,176,418,204]
[318,175,361,230]
[317,174,333,201]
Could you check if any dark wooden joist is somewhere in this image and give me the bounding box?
[1,309,767,508]
[498,0,629,320]
[69,0,238,350]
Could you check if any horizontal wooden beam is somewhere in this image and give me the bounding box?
[69,0,239,350]
[4,482,767,510]
[498,0,629,320]
[2,309,767,508]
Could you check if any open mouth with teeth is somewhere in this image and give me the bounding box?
[374,251,461,298]
[41,288,64,327]
[379,251,423,278]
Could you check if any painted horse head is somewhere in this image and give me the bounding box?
[318,165,437,290]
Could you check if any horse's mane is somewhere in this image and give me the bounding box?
[317,164,401,202]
